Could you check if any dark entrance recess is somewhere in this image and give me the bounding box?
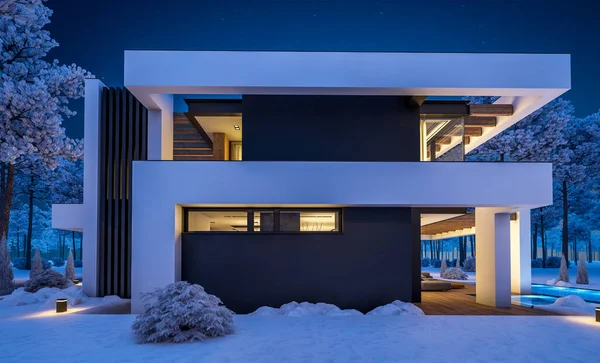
[182,207,420,314]
[97,87,148,298]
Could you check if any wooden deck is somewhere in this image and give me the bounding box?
[416,284,555,315]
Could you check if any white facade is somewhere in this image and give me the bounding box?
[52,51,570,313]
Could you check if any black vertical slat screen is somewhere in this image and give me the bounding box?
[98,87,148,298]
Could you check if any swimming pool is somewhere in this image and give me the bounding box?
[511,294,557,307]
[531,284,600,304]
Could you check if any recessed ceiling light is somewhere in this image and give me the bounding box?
[234,125,240,130]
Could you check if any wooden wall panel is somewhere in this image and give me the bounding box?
[98,87,148,298]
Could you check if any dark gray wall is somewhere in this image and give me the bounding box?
[182,207,418,314]
[242,95,420,162]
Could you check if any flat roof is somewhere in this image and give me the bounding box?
[123,50,570,152]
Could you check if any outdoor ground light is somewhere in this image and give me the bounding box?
[56,298,68,313]
[596,307,600,323]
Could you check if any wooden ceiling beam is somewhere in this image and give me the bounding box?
[469,104,513,116]
[464,116,497,127]
[464,127,483,137]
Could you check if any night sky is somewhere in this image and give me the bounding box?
[46,0,600,139]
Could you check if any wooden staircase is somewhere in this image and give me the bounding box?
[173,113,213,160]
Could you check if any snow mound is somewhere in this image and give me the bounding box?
[100,295,126,306]
[555,281,571,287]
[366,300,425,316]
[0,285,88,307]
[545,278,572,287]
[550,295,590,309]
[250,301,364,317]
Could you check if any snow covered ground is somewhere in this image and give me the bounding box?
[423,262,600,290]
[531,262,600,290]
[12,266,83,284]
[0,309,599,362]
[421,266,476,284]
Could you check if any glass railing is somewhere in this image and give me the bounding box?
[421,116,465,162]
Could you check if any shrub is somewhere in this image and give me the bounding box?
[441,267,469,280]
[440,258,448,276]
[558,255,569,282]
[51,258,65,267]
[24,269,71,292]
[421,258,431,267]
[74,260,83,268]
[65,250,75,281]
[531,259,542,268]
[431,259,442,268]
[30,248,43,278]
[0,235,14,296]
[576,254,589,284]
[463,256,476,272]
[132,282,234,344]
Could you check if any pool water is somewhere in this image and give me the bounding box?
[511,295,557,307]
[531,284,600,304]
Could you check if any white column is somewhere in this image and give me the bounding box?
[511,209,531,294]
[147,94,174,160]
[475,207,512,307]
[82,79,105,297]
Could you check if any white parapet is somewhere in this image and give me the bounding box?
[51,204,84,231]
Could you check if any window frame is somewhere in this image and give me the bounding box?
[183,207,343,234]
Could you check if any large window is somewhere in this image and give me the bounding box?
[184,208,341,233]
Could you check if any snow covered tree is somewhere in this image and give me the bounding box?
[558,255,569,283]
[30,247,42,278]
[0,0,89,240]
[463,256,476,272]
[554,111,600,264]
[455,258,460,269]
[0,234,14,295]
[65,249,75,281]
[132,282,234,343]
[440,258,447,276]
[576,253,589,284]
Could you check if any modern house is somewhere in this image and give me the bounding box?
[52,51,570,314]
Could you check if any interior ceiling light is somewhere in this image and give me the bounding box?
[234,125,240,130]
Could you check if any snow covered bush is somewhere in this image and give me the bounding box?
[547,256,570,268]
[576,254,589,284]
[558,255,569,283]
[440,258,448,276]
[30,248,43,278]
[12,256,51,270]
[431,259,441,268]
[0,235,14,296]
[531,259,542,268]
[132,282,234,344]
[463,256,476,272]
[421,258,431,267]
[65,250,75,281]
[51,258,65,267]
[441,267,468,280]
[24,269,71,292]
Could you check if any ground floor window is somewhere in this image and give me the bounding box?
[184,208,341,233]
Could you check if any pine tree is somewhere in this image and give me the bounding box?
[440,258,448,278]
[0,235,14,295]
[65,249,75,281]
[30,247,42,278]
[558,254,569,282]
[576,253,589,284]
